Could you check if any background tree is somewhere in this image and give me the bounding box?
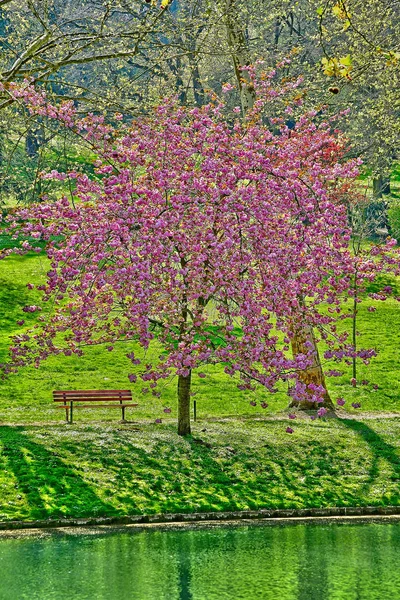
[1,1,398,209]
[164,1,399,191]
[219,1,333,407]
[0,0,174,204]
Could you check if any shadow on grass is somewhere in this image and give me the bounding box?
[0,426,115,520]
[339,419,400,497]
[0,277,33,332]
[0,269,46,365]
[2,420,398,522]
[56,432,244,514]
[52,428,269,514]
[53,425,377,514]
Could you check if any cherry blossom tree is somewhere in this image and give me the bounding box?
[2,71,398,434]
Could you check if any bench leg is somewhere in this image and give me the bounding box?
[121,406,126,423]
[65,405,69,423]
[70,401,73,425]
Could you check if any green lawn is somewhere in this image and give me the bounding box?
[0,250,399,424]
[0,249,399,523]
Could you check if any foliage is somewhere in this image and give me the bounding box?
[312,0,400,175]
[216,0,400,175]
[1,0,398,208]
[0,1,171,97]
[0,0,175,205]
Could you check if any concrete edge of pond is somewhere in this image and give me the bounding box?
[1,506,400,537]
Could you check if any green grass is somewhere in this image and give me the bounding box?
[0,418,399,521]
[0,251,399,425]
[0,249,399,523]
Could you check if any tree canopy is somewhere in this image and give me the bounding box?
[3,72,398,433]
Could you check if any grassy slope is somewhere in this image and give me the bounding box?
[0,418,399,522]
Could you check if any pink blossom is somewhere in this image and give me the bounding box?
[22,305,41,313]
[222,82,235,93]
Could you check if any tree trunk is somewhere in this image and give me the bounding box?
[191,60,205,107]
[274,17,282,48]
[178,370,192,436]
[368,175,391,234]
[223,0,255,115]
[373,175,391,198]
[25,129,40,158]
[167,55,187,105]
[290,325,333,410]
[0,128,3,166]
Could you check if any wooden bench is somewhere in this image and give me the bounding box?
[53,390,138,424]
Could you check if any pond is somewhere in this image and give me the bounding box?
[0,521,399,599]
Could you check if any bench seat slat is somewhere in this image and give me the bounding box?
[55,403,138,409]
[54,390,131,394]
[53,395,132,397]
[54,396,132,402]
[53,392,131,397]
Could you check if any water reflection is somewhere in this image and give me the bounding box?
[0,522,399,599]
[177,542,193,600]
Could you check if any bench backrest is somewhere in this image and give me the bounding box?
[53,390,132,403]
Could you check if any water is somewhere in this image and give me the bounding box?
[0,522,399,600]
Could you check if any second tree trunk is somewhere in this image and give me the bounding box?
[290,325,333,410]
